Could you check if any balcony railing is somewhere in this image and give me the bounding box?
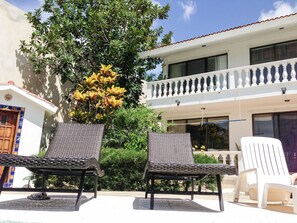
[194,150,240,165]
[147,58,297,99]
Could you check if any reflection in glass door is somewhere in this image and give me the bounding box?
[253,112,297,172]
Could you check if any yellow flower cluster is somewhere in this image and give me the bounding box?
[69,64,126,123]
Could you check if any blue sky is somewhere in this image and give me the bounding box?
[7,0,297,43]
[154,0,297,43]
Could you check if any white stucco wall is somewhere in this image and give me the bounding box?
[0,1,33,86]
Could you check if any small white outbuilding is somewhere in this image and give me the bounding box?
[0,81,58,187]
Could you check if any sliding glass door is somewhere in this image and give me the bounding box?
[253,111,297,172]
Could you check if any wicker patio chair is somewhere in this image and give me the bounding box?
[0,123,105,211]
[144,132,236,211]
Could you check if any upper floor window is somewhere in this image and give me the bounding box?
[251,40,297,65]
[168,54,227,79]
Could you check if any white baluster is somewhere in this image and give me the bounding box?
[197,78,201,93]
[221,154,227,164]
[237,70,243,88]
[244,69,250,87]
[222,72,227,90]
[159,83,163,98]
[191,78,195,94]
[168,81,172,97]
[229,154,235,166]
[216,74,221,91]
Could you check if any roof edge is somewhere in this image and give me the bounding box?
[139,12,297,58]
[0,83,58,115]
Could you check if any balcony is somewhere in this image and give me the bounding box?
[145,58,297,108]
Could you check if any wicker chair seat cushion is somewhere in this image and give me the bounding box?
[148,161,236,175]
[0,154,103,176]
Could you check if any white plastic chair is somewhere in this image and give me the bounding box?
[233,136,297,214]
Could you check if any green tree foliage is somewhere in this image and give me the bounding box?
[20,0,172,106]
[104,105,167,150]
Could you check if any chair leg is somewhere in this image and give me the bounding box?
[257,183,264,208]
[93,175,98,198]
[0,167,9,194]
[145,176,149,199]
[150,175,155,210]
[216,174,224,211]
[75,170,86,211]
[191,177,194,200]
[233,174,242,203]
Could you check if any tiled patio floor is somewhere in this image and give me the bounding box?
[0,189,295,223]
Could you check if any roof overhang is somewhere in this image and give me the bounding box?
[0,83,58,115]
[139,13,297,59]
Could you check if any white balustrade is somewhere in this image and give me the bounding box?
[146,58,297,99]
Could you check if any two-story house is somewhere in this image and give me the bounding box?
[140,13,297,172]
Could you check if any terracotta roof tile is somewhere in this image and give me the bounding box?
[149,13,297,51]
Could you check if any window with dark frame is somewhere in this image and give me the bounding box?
[168,54,227,79]
[250,39,297,65]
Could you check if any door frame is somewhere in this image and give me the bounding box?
[0,104,25,188]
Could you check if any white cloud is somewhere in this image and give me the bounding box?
[151,0,161,6]
[259,1,297,21]
[178,1,197,21]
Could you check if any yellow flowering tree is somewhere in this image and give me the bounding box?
[69,64,126,124]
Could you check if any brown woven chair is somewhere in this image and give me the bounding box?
[144,132,236,211]
[0,123,105,211]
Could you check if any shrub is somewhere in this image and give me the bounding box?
[103,106,167,150]
[97,147,147,191]
[194,153,222,191]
